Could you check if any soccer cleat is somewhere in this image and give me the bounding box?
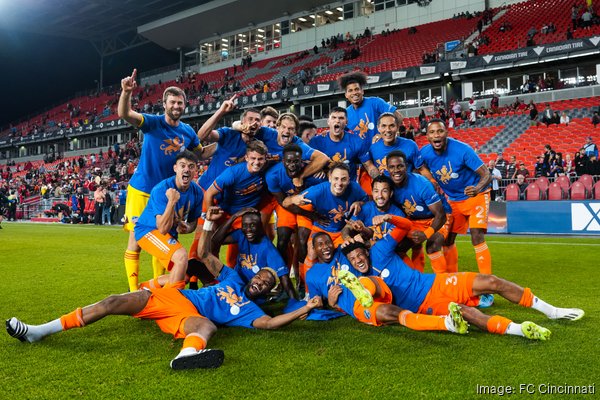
[521,321,551,341]
[550,308,585,321]
[337,270,373,308]
[446,303,469,334]
[6,317,30,342]
[170,348,224,370]
[477,294,494,309]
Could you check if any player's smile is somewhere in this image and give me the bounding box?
[346,248,370,273]
[314,236,335,263]
[372,183,391,209]
[278,120,296,146]
[387,157,407,186]
[426,122,448,152]
[345,83,364,105]
[247,270,275,298]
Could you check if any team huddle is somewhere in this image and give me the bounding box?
[6,69,584,370]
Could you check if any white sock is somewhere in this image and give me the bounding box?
[175,347,197,359]
[15,318,63,342]
[531,296,557,317]
[505,322,525,337]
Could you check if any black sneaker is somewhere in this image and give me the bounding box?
[170,349,224,370]
[6,318,28,342]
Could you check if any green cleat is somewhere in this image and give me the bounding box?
[447,302,469,334]
[337,270,373,308]
[521,321,551,341]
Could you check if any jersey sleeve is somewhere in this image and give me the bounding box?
[294,138,315,161]
[409,142,424,169]
[350,182,369,203]
[377,98,396,114]
[420,178,442,207]
[213,166,235,193]
[148,183,168,217]
[265,168,282,194]
[139,113,158,133]
[185,125,201,150]
[462,145,485,172]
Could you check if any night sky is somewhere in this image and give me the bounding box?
[0,29,179,128]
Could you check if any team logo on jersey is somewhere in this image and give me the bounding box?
[167,238,177,245]
[435,162,456,184]
[375,158,387,173]
[363,310,371,320]
[236,181,263,196]
[402,196,418,217]
[224,156,239,167]
[239,254,259,272]
[328,203,348,223]
[370,224,389,241]
[217,286,250,315]
[354,115,370,139]
[331,149,347,163]
[160,137,184,155]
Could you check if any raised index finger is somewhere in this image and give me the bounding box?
[131,68,137,81]
[229,94,238,103]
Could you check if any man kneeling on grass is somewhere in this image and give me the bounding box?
[6,206,322,370]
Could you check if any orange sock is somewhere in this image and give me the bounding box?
[358,277,376,296]
[60,308,85,330]
[182,333,206,351]
[444,244,458,273]
[519,287,533,307]
[473,242,492,274]
[428,251,447,273]
[486,315,512,335]
[188,234,201,260]
[399,310,446,331]
[226,244,239,268]
[139,278,161,290]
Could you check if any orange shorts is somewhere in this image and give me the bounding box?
[410,217,450,240]
[418,272,479,315]
[137,230,183,270]
[310,226,344,247]
[448,190,490,234]
[353,276,393,326]
[275,204,312,230]
[133,288,206,339]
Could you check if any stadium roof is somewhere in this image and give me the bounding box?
[1,0,333,50]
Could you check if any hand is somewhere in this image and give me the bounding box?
[220,94,237,113]
[348,201,363,217]
[313,171,326,180]
[410,230,427,245]
[314,213,330,227]
[232,207,257,219]
[306,296,323,310]
[177,221,191,234]
[292,177,304,188]
[291,191,311,206]
[464,186,478,197]
[327,285,342,308]
[346,219,366,233]
[166,188,180,203]
[372,214,392,226]
[121,69,137,93]
[206,206,223,221]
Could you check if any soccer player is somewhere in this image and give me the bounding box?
[308,107,372,182]
[266,144,327,275]
[133,151,204,289]
[211,208,297,300]
[260,106,279,128]
[118,68,205,292]
[420,119,493,274]
[385,150,449,273]
[306,232,467,333]
[6,208,323,370]
[340,214,585,340]
[299,120,317,144]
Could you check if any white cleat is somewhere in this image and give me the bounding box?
[550,308,585,321]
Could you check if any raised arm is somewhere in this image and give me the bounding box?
[118,69,143,127]
[197,206,225,277]
[373,214,413,243]
[251,296,322,330]
[299,150,330,180]
[465,165,492,197]
[155,188,179,235]
[362,159,380,179]
[197,94,237,143]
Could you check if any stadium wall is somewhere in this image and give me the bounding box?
[507,201,600,235]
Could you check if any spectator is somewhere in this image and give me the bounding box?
[586,154,600,175]
[574,149,589,176]
[592,111,600,128]
[583,136,598,158]
[534,156,547,177]
[541,104,553,126]
[506,155,517,179]
[490,93,499,114]
[488,160,502,201]
[550,111,560,125]
[515,162,530,180]
[528,101,538,125]
[495,153,507,179]
[564,153,576,177]
[560,111,570,126]
[93,185,104,225]
[515,174,528,200]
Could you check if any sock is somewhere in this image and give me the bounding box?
[505,322,525,337]
[139,278,161,290]
[399,310,447,331]
[10,317,64,342]
[411,249,425,272]
[444,244,458,273]
[518,287,533,307]
[486,315,512,335]
[152,257,165,279]
[188,235,200,260]
[530,295,557,317]
[60,308,85,331]
[124,250,140,292]
[473,242,492,274]
[358,277,376,296]
[428,251,447,273]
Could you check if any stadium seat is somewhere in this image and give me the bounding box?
[525,183,544,200]
[593,181,600,200]
[570,181,589,200]
[555,175,571,191]
[535,176,549,193]
[547,182,567,200]
[578,175,594,193]
[504,184,521,201]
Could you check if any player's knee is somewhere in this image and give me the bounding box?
[171,248,188,266]
[481,274,502,292]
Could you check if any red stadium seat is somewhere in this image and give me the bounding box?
[555,175,571,191]
[578,175,594,192]
[547,182,567,200]
[535,176,549,193]
[570,181,589,200]
[594,181,600,200]
[525,183,544,200]
[504,184,521,201]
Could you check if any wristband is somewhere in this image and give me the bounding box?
[423,227,435,239]
[203,221,215,231]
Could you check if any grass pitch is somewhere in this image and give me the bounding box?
[1,223,598,399]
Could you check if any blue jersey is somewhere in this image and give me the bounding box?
[309,132,368,181]
[180,267,266,328]
[305,250,363,317]
[420,138,488,201]
[351,201,405,241]
[213,162,265,214]
[369,233,435,312]
[365,137,423,174]
[129,114,201,194]
[134,176,204,241]
[346,97,397,143]
[198,127,247,190]
[257,127,315,164]
[265,163,326,196]
[392,173,441,220]
[303,181,368,232]
[230,229,289,282]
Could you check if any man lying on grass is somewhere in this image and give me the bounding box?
[6,206,322,370]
